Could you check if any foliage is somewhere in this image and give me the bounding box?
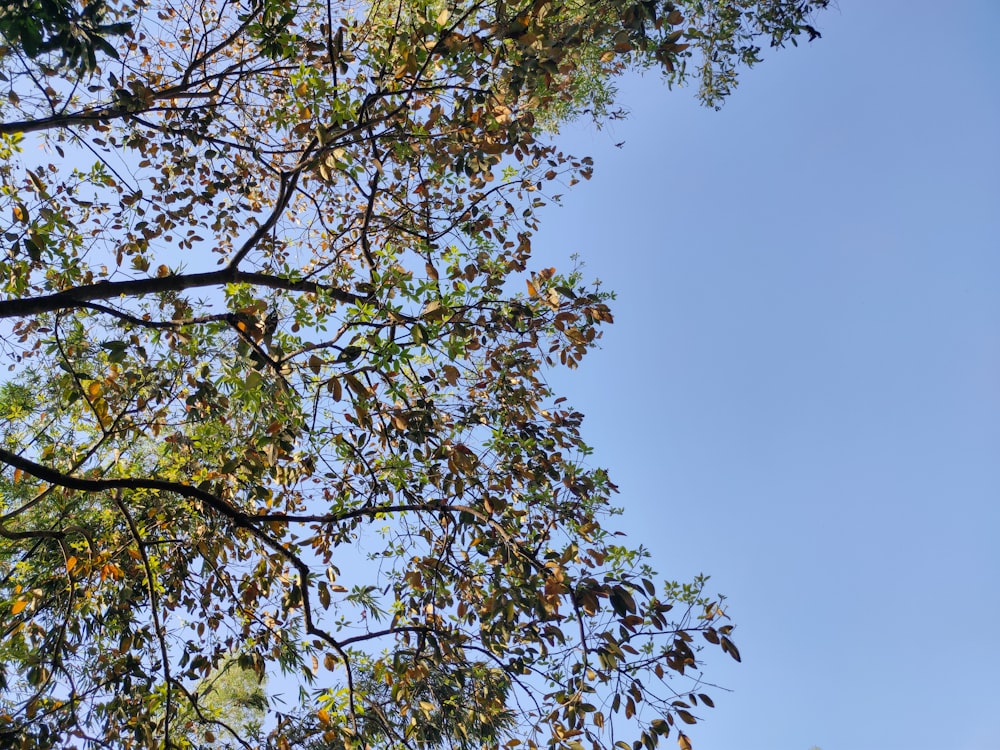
[168,656,269,748]
[0,0,131,74]
[271,656,517,749]
[0,0,826,747]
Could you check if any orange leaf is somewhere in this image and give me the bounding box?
[11,600,27,615]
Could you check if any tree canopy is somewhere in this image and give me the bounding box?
[0,0,827,747]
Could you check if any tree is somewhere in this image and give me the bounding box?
[0,0,828,747]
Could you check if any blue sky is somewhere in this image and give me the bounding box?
[532,2,1000,748]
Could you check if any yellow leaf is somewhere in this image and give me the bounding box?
[318,708,331,725]
[87,381,102,398]
[11,600,27,615]
[66,556,78,572]
[678,734,692,750]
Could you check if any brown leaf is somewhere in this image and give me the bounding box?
[327,377,342,402]
[343,373,370,398]
[721,636,741,662]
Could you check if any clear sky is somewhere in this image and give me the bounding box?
[532,2,1000,749]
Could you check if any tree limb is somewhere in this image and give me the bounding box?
[0,269,363,320]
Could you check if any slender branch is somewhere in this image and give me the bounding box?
[114,493,174,748]
[227,170,299,269]
[338,625,436,648]
[77,301,231,329]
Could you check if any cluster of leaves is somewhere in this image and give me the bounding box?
[0,0,131,74]
[0,0,824,747]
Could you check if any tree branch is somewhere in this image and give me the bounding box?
[0,446,249,523]
[0,269,363,320]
